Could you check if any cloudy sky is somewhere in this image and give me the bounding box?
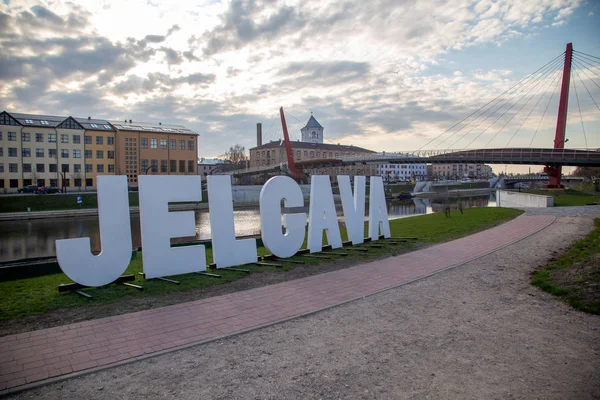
[1,0,599,172]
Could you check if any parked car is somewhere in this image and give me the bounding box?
[42,186,62,194]
[17,185,38,194]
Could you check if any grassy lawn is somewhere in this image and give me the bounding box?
[0,192,209,213]
[0,207,523,321]
[531,218,600,315]
[517,189,595,207]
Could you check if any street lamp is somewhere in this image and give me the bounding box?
[145,166,153,175]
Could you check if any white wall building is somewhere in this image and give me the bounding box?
[377,154,427,182]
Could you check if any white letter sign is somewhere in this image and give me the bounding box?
[139,175,206,278]
[338,175,366,245]
[56,176,132,287]
[307,175,342,253]
[259,176,306,258]
[368,176,391,240]
[208,176,257,268]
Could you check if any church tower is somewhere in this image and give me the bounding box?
[300,113,324,144]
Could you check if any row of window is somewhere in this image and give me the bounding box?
[1,147,115,159]
[255,150,359,159]
[380,164,426,170]
[140,138,195,151]
[0,132,115,145]
[0,178,100,189]
[0,163,117,174]
[140,159,195,173]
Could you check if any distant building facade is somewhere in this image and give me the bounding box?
[430,163,492,179]
[249,115,377,181]
[377,154,427,182]
[0,111,198,192]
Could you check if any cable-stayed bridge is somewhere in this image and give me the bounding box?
[221,43,600,188]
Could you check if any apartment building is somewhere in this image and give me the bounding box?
[430,163,493,179]
[110,120,198,186]
[0,111,198,192]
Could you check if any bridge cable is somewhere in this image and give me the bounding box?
[572,58,600,90]
[416,51,565,151]
[484,67,563,148]
[571,67,589,148]
[572,62,600,113]
[463,58,563,149]
[573,54,600,82]
[446,56,564,149]
[574,50,600,62]
[504,68,562,148]
[528,73,562,147]
[437,55,564,150]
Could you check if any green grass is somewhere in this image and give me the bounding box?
[0,192,209,213]
[0,207,523,321]
[517,189,595,207]
[531,218,600,314]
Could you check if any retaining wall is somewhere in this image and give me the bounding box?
[496,190,553,208]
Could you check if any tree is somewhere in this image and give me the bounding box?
[71,171,83,191]
[573,166,600,182]
[221,144,247,165]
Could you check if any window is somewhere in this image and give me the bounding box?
[179,140,185,150]
[149,138,157,149]
[151,159,158,172]
[48,134,56,143]
[170,160,176,172]
[296,150,301,158]
[96,136,103,145]
[84,150,92,159]
[86,178,93,187]
[36,164,45,173]
[22,148,30,157]
[107,151,114,159]
[73,150,81,158]
[22,132,30,142]
[49,149,56,158]
[61,134,69,143]
[141,160,149,172]
[304,151,308,157]
[0,148,2,157]
[36,133,43,142]
[34,148,43,157]
[23,164,31,173]
[73,135,81,144]
[141,138,148,148]
[74,178,81,187]
[96,150,104,159]
[310,151,314,157]
[8,147,17,157]
[63,179,70,187]
[8,132,16,141]
[9,163,18,172]
[188,140,194,151]
[61,149,69,158]
[170,139,176,150]
[61,164,69,173]
[40,120,49,125]
[179,160,185,173]
[84,135,92,144]
[161,160,167,173]
[188,160,194,173]
[85,164,92,173]
[10,179,18,188]
[74,164,81,173]
[50,164,57,173]
[0,132,2,140]
[160,139,167,149]
[97,164,104,173]
[25,119,33,124]
[90,124,98,128]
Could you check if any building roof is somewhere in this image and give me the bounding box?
[304,115,323,129]
[8,112,66,128]
[109,120,197,135]
[250,140,374,153]
[73,117,115,131]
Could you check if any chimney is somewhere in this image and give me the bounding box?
[129,119,132,123]
[256,123,262,146]
[88,116,91,120]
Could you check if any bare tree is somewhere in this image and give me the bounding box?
[71,171,83,191]
[30,171,39,187]
[221,144,247,165]
[573,167,600,182]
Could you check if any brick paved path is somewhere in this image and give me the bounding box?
[0,215,554,392]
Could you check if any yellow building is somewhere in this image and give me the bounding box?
[74,117,116,189]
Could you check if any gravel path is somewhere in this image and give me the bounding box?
[7,211,600,400]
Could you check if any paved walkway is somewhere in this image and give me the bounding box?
[0,215,555,393]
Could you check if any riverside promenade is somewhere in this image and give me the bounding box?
[0,214,555,394]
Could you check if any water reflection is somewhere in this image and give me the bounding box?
[0,195,495,262]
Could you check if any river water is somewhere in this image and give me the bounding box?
[0,196,495,262]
